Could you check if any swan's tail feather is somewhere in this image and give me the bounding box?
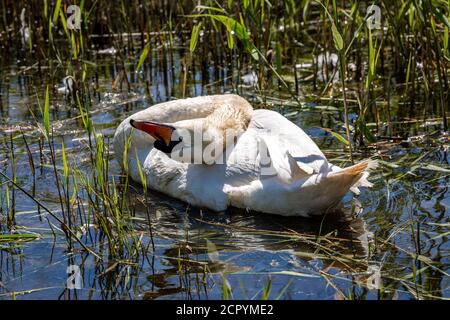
[338,159,378,195]
[340,159,378,176]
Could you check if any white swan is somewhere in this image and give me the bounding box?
[113,94,376,217]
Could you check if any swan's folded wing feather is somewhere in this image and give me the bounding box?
[286,151,315,177]
[251,110,331,174]
[258,134,315,184]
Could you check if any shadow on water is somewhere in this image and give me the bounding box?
[118,188,378,300]
[58,191,369,300]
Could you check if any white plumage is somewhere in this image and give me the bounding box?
[114,94,376,216]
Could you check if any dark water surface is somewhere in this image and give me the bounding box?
[0,49,449,300]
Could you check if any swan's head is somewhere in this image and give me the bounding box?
[130,118,229,164]
[130,119,183,154]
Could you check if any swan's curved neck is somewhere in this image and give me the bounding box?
[113,95,253,172]
[170,97,252,164]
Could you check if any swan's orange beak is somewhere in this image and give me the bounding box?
[130,119,175,146]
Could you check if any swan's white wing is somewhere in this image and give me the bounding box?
[257,134,314,184]
[250,109,331,181]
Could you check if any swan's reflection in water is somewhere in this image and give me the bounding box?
[130,189,380,299]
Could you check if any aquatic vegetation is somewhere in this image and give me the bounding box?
[0,0,448,300]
